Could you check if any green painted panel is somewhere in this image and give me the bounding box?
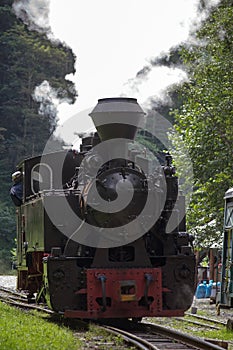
[23,197,44,251]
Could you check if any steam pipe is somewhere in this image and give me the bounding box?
[97,274,107,311]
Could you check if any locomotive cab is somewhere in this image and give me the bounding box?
[15,150,83,293]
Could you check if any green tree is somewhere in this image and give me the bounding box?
[0,1,77,270]
[173,0,233,247]
[0,2,76,191]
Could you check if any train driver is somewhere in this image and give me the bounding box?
[10,171,23,206]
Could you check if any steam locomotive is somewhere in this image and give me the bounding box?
[15,97,196,320]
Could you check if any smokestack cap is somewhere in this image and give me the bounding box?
[89,97,145,141]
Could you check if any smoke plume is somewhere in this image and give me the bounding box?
[33,80,58,118]
[12,0,51,33]
[33,80,74,120]
[121,0,221,108]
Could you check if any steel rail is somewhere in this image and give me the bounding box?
[0,286,28,299]
[185,312,227,326]
[0,288,53,314]
[174,317,221,330]
[100,325,159,350]
[142,321,226,350]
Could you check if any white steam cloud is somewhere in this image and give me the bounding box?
[121,0,221,107]
[12,0,51,33]
[122,65,188,108]
[33,80,73,118]
[33,80,58,117]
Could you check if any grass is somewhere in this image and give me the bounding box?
[0,302,82,350]
[183,312,233,343]
[193,327,232,342]
[0,303,131,349]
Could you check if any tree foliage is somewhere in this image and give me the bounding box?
[0,1,77,270]
[173,0,233,247]
[0,8,76,167]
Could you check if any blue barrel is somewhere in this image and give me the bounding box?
[196,281,207,299]
[205,280,213,298]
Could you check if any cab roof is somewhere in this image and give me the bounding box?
[224,187,233,200]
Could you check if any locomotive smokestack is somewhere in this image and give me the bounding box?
[89,97,145,141]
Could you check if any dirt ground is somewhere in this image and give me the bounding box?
[0,275,17,289]
[192,297,233,323]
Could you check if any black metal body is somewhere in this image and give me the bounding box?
[15,97,196,319]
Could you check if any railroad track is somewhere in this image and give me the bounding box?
[174,316,221,330]
[185,312,227,326]
[0,287,226,349]
[0,286,53,314]
[102,321,226,350]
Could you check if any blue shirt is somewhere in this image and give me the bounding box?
[10,182,23,206]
